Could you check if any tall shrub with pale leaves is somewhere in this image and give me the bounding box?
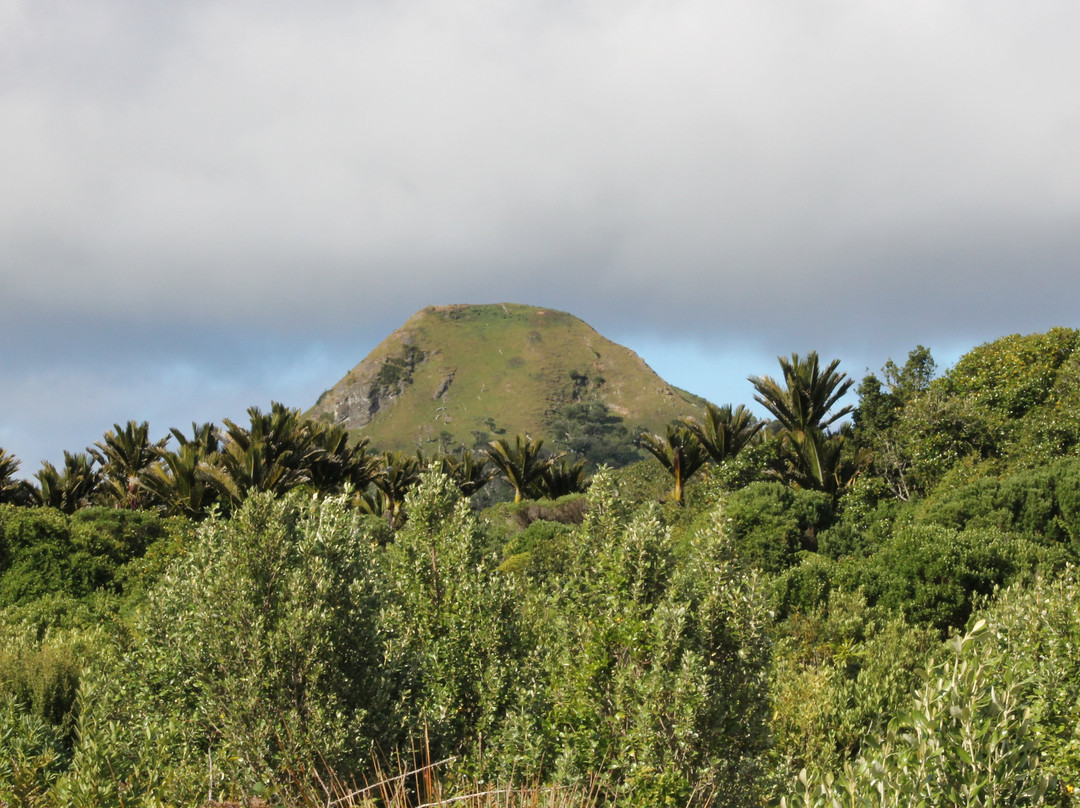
[57,492,393,806]
[496,471,772,808]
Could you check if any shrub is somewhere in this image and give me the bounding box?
[495,473,773,807]
[0,693,67,806]
[0,598,113,802]
[60,491,394,805]
[0,636,80,732]
[779,620,1053,807]
[380,472,524,766]
[0,506,80,607]
[843,524,1061,635]
[607,458,674,504]
[723,483,833,573]
[978,567,1080,794]
[917,456,1080,555]
[943,328,1080,419]
[54,473,775,807]
[769,589,937,778]
[479,493,589,552]
[0,505,186,609]
[499,519,575,578]
[817,474,905,559]
[769,553,836,619]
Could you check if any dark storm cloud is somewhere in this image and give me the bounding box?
[3,0,1079,468]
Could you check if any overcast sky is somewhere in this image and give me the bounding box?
[3,0,1079,475]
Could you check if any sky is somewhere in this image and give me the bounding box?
[3,0,1080,477]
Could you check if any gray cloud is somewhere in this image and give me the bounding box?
[3,0,1079,468]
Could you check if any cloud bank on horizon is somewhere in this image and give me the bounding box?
[3,0,1079,470]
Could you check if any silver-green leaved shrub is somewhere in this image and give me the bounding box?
[779,619,1052,807]
[976,567,1080,797]
[55,491,395,806]
[492,471,773,808]
[50,472,776,807]
[380,470,774,806]
[378,469,524,767]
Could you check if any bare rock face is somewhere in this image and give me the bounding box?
[432,370,456,400]
[316,341,427,428]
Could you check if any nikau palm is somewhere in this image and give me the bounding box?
[680,403,764,465]
[640,425,709,504]
[749,352,864,496]
[749,352,854,439]
[169,421,221,456]
[197,404,314,509]
[0,448,32,505]
[91,421,167,509]
[486,435,556,503]
[139,422,222,517]
[199,436,309,509]
[34,452,100,513]
[428,449,497,498]
[305,424,378,493]
[538,456,590,498]
[777,428,872,497]
[372,450,422,527]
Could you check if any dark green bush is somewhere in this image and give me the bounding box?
[723,483,833,573]
[479,493,589,551]
[842,524,1061,634]
[916,456,1080,555]
[499,518,575,578]
[0,505,186,609]
[711,437,787,490]
[917,475,1005,531]
[608,457,675,504]
[769,553,836,619]
[817,474,907,560]
[0,506,83,607]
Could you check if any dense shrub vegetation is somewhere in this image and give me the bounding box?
[1,327,1079,805]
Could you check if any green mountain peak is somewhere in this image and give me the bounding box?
[306,303,705,462]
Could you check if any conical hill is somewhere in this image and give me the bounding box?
[306,303,705,464]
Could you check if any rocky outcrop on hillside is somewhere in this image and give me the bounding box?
[315,342,426,428]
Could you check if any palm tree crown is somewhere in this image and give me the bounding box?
[0,448,32,505]
[680,403,764,465]
[639,425,709,504]
[91,421,168,509]
[749,352,864,497]
[749,352,853,439]
[35,452,100,513]
[486,435,556,503]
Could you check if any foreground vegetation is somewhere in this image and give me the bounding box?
[1,327,1080,805]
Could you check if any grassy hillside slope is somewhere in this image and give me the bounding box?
[306,303,705,455]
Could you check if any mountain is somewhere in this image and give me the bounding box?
[306,303,706,463]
